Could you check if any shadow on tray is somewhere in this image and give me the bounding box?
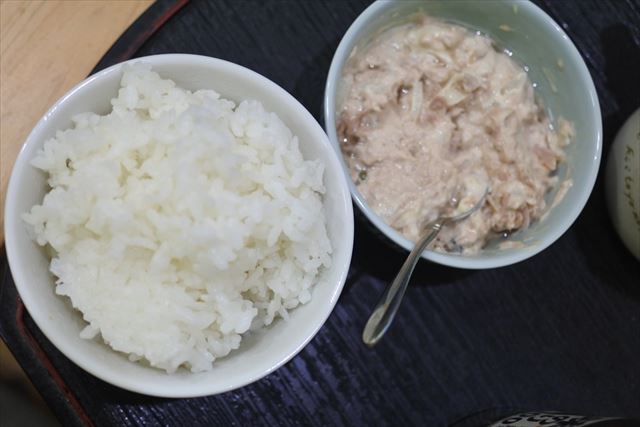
[342,211,476,296]
[572,23,640,301]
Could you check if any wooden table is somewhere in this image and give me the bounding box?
[0,0,152,243]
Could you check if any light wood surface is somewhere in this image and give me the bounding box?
[0,0,152,243]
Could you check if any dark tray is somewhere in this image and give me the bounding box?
[1,1,639,426]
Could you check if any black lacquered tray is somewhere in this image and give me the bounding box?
[1,1,639,426]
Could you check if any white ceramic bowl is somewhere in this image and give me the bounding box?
[606,108,640,260]
[324,0,602,269]
[4,54,354,397]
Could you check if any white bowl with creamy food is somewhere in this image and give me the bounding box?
[5,54,354,397]
[324,0,601,268]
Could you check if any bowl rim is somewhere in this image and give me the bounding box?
[4,53,354,397]
[323,0,602,269]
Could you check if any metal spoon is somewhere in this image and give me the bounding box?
[362,187,489,347]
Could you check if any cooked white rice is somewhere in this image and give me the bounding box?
[23,64,332,373]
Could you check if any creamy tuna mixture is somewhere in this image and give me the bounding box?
[338,15,574,253]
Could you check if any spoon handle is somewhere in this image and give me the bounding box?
[362,220,444,346]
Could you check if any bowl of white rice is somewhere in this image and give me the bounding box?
[4,54,354,397]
